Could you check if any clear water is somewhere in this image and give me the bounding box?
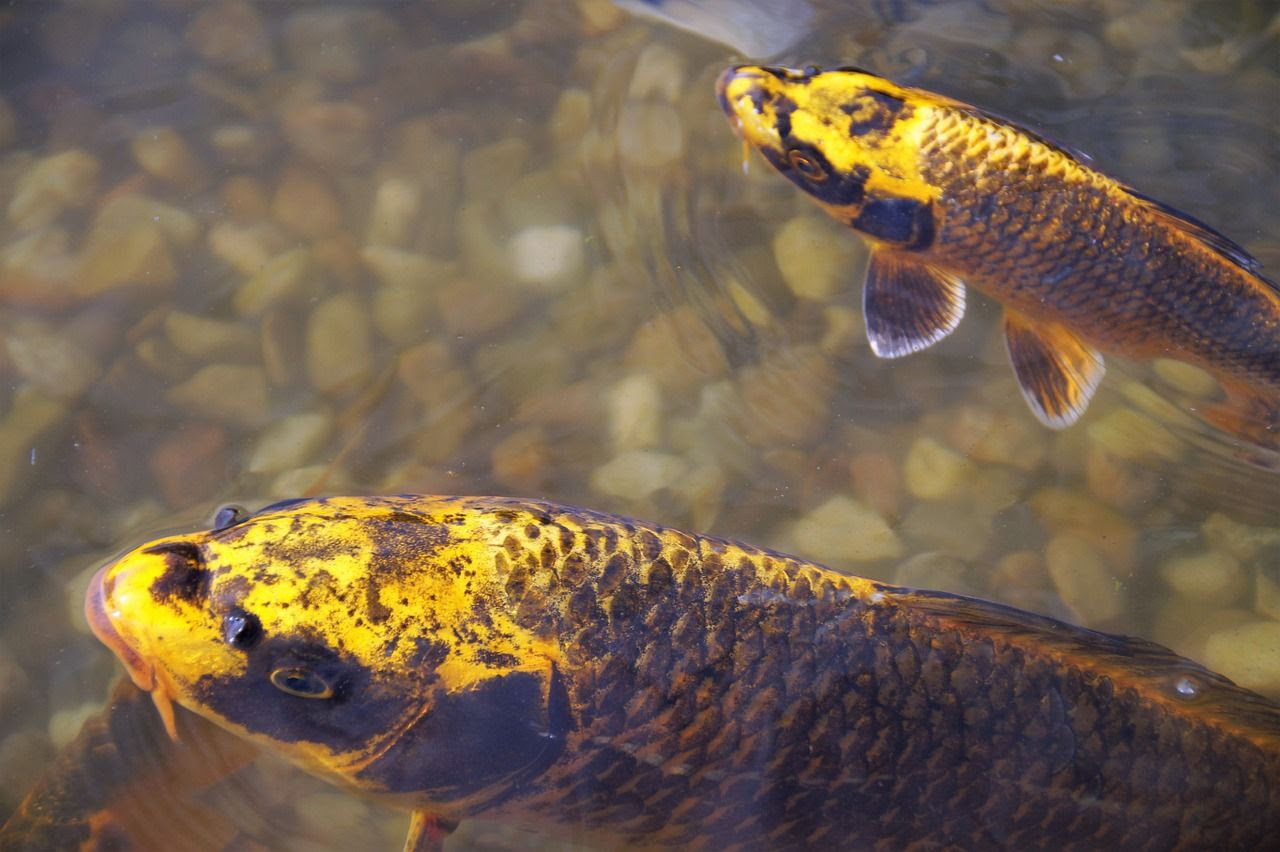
[0,0,1278,848]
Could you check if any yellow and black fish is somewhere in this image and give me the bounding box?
[83,495,1280,849]
[718,64,1280,439]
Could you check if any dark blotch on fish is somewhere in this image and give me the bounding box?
[145,542,211,604]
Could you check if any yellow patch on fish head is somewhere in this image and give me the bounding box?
[85,496,568,809]
[717,64,939,249]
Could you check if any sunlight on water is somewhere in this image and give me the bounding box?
[0,0,1278,848]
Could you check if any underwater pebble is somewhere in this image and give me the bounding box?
[47,701,102,750]
[167,364,269,426]
[0,95,14,149]
[371,283,434,346]
[1201,513,1280,563]
[282,8,395,83]
[1086,407,1184,463]
[788,494,903,565]
[149,422,228,507]
[306,293,374,395]
[502,171,580,231]
[164,311,257,360]
[897,501,993,562]
[96,195,200,248]
[7,149,99,230]
[220,175,270,222]
[437,276,524,340]
[1160,549,1246,607]
[362,246,453,292]
[249,411,334,475]
[490,427,551,493]
[1202,621,1280,695]
[131,126,209,193]
[0,730,52,814]
[591,449,688,501]
[185,0,274,77]
[0,389,70,505]
[616,102,684,169]
[0,227,75,307]
[508,225,585,290]
[463,138,530,202]
[365,177,422,248]
[296,791,374,838]
[904,436,976,501]
[734,348,834,446]
[209,221,282,277]
[234,247,312,316]
[5,323,100,399]
[1084,444,1162,511]
[893,551,975,595]
[608,373,663,452]
[945,405,1046,471]
[548,88,592,151]
[1046,533,1124,626]
[268,465,334,499]
[211,123,277,167]
[281,100,373,171]
[76,218,176,296]
[1029,486,1137,571]
[273,165,344,239]
[849,452,901,521]
[624,306,728,394]
[1152,358,1219,398]
[627,43,686,102]
[772,216,857,301]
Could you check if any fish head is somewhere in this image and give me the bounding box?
[84,495,568,811]
[717,64,938,249]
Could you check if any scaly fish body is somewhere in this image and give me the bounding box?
[718,65,1280,434]
[85,496,1280,849]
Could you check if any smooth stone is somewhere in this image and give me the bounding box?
[282,8,395,83]
[1046,533,1124,626]
[131,126,209,192]
[1201,512,1280,564]
[185,0,274,77]
[462,138,529,202]
[772,215,857,302]
[281,100,373,171]
[490,427,550,493]
[166,364,269,426]
[898,501,993,562]
[508,225,585,290]
[1086,407,1184,463]
[209,221,284,277]
[1029,486,1137,571]
[4,323,100,399]
[733,348,834,446]
[616,101,684,169]
[164,311,257,359]
[371,282,434,346]
[76,222,175,295]
[547,88,591,151]
[590,449,688,501]
[148,422,228,508]
[234,247,312,316]
[1160,549,1246,607]
[1152,358,1219,398]
[788,494,903,565]
[47,702,103,750]
[365,178,422,248]
[272,165,343,238]
[94,195,200,247]
[0,389,70,506]
[608,373,663,452]
[361,246,454,291]
[248,411,334,474]
[1202,621,1280,695]
[904,437,976,501]
[306,293,374,395]
[7,149,100,230]
[893,551,976,596]
[220,175,270,222]
[945,405,1046,471]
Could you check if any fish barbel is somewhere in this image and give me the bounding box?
[718,64,1280,441]
[84,495,1280,850]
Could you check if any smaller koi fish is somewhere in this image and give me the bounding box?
[718,64,1280,441]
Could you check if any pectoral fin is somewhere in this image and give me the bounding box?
[404,810,457,852]
[863,249,966,358]
[1003,309,1105,428]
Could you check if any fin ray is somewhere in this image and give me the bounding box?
[1003,310,1105,428]
[863,251,966,358]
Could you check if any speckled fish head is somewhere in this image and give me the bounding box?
[84,495,568,810]
[717,64,939,249]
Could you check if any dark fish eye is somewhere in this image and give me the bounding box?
[788,149,827,182]
[212,504,248,531]
[270,666,334,699]
[222,608,262,650]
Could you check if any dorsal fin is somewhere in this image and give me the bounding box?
[1123,186,1267,274]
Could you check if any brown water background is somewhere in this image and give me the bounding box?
[1,1,1279,848]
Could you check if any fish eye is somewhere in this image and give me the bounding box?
[787,149,827,182]
[270,666,334,699]
[222,608,262,650]
[212,504,248,531]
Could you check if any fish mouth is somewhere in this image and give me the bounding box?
[85,561,181,740]
[715,65,785,152]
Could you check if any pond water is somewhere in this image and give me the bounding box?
[0,0,1278,848]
